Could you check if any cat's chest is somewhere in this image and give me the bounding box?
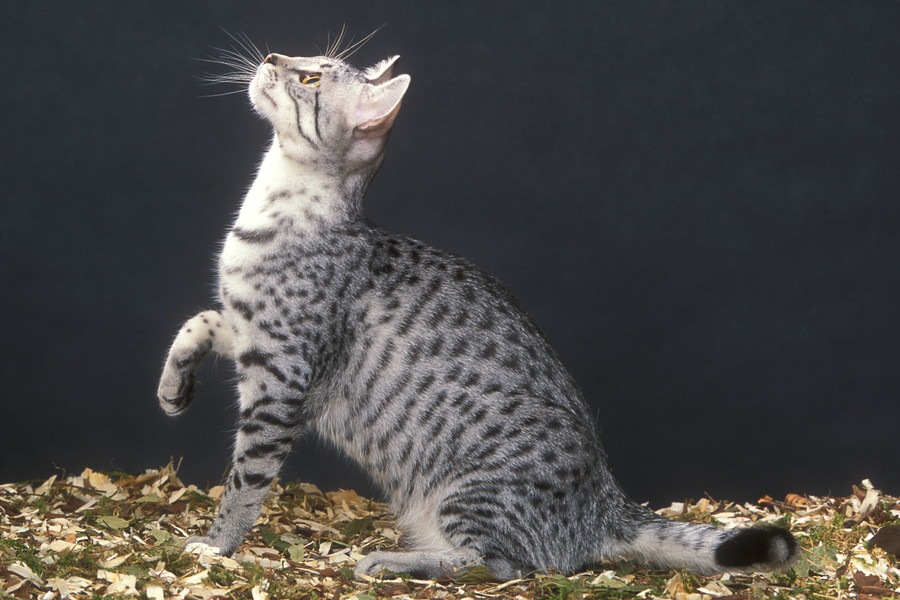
[219,229,271,276]
[217,222,366,321]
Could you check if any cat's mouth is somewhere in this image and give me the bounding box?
[251,65,280,111]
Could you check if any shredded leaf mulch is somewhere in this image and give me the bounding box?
[1,463,897,599]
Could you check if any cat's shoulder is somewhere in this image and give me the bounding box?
[361,225,521,304]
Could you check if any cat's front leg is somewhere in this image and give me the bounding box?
[187,357,307,555]
[158,310,233,415]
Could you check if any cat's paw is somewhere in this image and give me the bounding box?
[183,536,222,555]
[354,552,395,577]
[157,364,196,415]
[354,550,468,579]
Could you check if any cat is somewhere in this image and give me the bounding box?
[157,41,797,580]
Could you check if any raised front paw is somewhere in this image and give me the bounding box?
[157,363,196,416]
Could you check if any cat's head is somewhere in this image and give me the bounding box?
[250,53,410,172]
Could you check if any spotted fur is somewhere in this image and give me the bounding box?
[158,48,797,579]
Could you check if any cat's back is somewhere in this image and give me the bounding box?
[358,228,581,403]
[312,227,603,486]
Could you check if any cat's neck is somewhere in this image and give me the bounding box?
[235,141,370,232]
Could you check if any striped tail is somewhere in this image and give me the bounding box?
[619,507,798,575]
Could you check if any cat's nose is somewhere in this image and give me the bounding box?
[263,54,281,66]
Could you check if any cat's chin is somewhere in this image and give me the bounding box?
[249,70,279,117]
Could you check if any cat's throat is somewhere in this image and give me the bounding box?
[236,142,367,234]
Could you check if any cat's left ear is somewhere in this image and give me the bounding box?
[352,74,411,138]
[363,55,400,84]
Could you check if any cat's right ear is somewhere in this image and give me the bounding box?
[351,74,411,138]
[364,55,401,84]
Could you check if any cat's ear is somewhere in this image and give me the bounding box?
[351,74,411,138]
[363,55,400,84]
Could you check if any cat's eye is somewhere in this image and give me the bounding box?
[300,73,322,87]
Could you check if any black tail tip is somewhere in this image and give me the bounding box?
[715,525,798,571]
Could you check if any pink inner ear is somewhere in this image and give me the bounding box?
[354,101,403,137]
[357,119,382,132]
[352,74,411,136]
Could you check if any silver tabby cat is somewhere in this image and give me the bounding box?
[158,46,797,579]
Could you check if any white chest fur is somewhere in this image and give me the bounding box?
[218,142,356,277]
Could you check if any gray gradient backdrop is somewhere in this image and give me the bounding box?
[2,1,898,507]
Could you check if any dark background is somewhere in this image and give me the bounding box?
[2,1,898,507]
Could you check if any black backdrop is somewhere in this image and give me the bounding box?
[2,1,898,507]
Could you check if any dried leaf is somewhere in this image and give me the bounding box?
[84,469,119,496]
[697,580,734,596]
[96,515,129,530]
[327,489,364,505]
[591,574,627,589]
[259,527,281,548]
[342,516,375,538]
[46,576,92,597]
[454,564,497,584]
[853,571,882,588]
[784,493,809,508]
[102,553,131,568]
[150,529,173,545]
[287,544,305,562]
[8,562,43,586]
[251,584,269,600]
[97,569,138,595]
[180,569,209,585]
[1,466,897,600]
[134,494,161,504]
[35,475,57,495]
[47,540,79,553]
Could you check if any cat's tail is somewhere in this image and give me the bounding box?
[615,504,798,575]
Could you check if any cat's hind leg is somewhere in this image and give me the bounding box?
[158,310,233,415]
[354,548,483,579]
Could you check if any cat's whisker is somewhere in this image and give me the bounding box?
[197,76,254,87]
[208,46,257,63]
[335,25,349,59]
[222,27,266,64]
[195,73,254,87]
[196,88,252,98]
[194,58,256,75]
[333,25,382,62]
[198,68,257,82]
[325,25,347,60]
[194,40,262,92]
[322,29,331,58]
[205,47,261,71]
[322,30,332,59]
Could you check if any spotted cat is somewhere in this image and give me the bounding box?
[158,42,797,579]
